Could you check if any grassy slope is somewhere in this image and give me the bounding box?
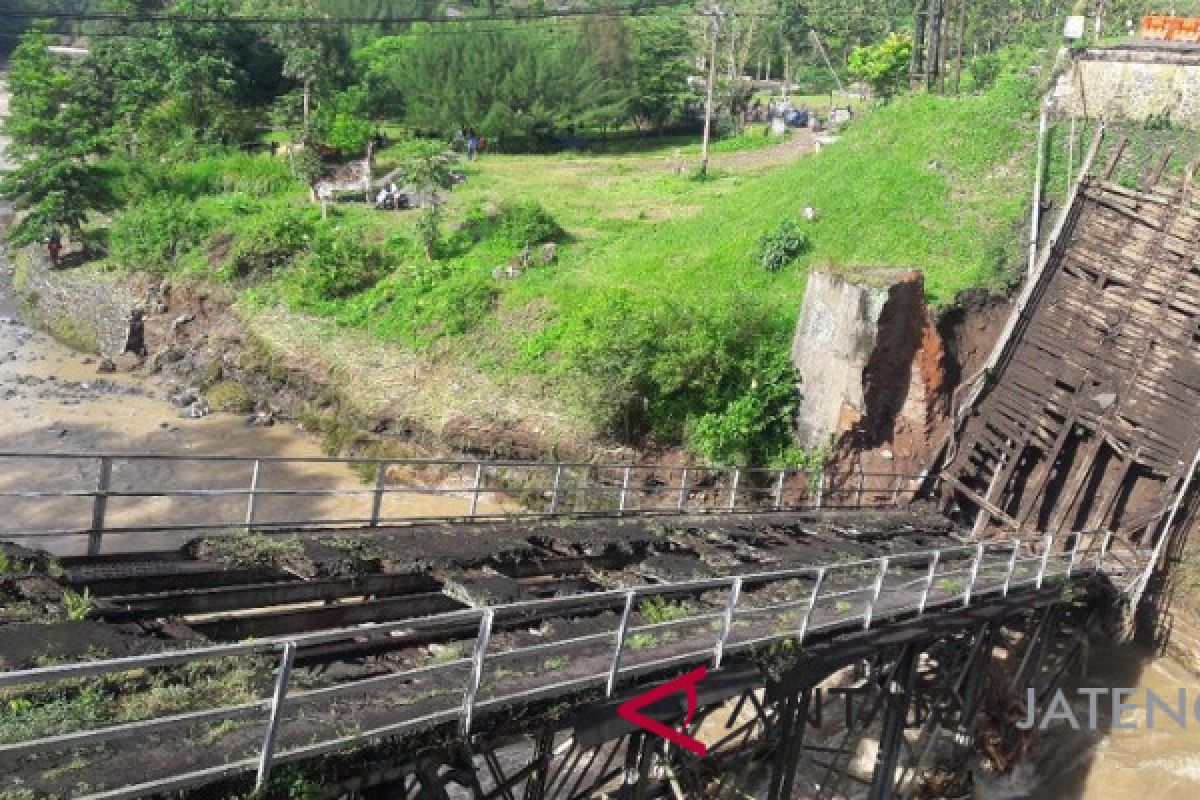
[434,75,1043,446]
[103,75,1046,456]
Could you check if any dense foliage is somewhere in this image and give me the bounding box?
[0,27,111,247]
[848,32,912,100]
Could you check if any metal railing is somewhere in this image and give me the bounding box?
[0,452,922,555]
[0,530,1143,800]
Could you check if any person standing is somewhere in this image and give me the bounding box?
[46,230,62,265]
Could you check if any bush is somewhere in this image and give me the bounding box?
[756,219,810,272]
[687,348,800,466]
[108,200,211,271]
[218,200,318,280]
[326,112,374,155]
[206,381,255,413]
[495,202,565,247]
[284,224,391,308]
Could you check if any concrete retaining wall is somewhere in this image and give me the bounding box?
[12,248,141,356]
[1054,46,1200,124]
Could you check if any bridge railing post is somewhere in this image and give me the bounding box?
[728,468,741,512]
[856,468,865,508]
[797,568,825,645]
[918,551,940,615]
[255,640,296,793]
[773,469,787,510]
[618,467,631,515]
[677,468,689,512]
[1066,533,1082,578]
[548,465,564,514]
[713,577,742,669]
[244,458,261,528]
[607,590,637,696]
[369,461,388,526]
[863,557,889,630]
[1002,538,1020,596]
[88,455,112,557]
[963,543,984,606]
[1035,533,1053,588]
[460,609,494,735]
[814,469,825,510]
[468,463,484,518]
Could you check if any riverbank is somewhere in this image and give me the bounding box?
[0,245,505,555]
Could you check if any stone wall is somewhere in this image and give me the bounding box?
[1053,46,1200,124]
[12,248,141,356]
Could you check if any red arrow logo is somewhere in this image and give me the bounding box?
[617,666,708,756]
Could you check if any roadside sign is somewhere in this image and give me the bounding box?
[1063,16,1086,40]
[1142,15,1200,41]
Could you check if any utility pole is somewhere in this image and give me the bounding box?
[699,5,722,178]
[953,0,968,94]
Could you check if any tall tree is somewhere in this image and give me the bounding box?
[248,0,350,129]
[0,26,109,248]
[628,14,697,131]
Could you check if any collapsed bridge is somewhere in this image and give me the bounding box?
[1,128,1199,800]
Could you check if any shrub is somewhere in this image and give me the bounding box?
[284,225,391,307]
[219,201,318,280]
[108,200,211,271]
[325,112,374,155]
[495,202,565,247]
[206,381,254,413]
[639,597,693,624]
[63,588,93,621]
[756,219,810,272]
[687,349,800,466]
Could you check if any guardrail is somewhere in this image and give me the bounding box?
[0,531,1144,800]
[0,452,923,555]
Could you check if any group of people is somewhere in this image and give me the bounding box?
[374,182,409,211]
[453,128,486,160]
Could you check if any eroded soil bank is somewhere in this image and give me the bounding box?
[9,242,1015,475]
[0,248,500,556]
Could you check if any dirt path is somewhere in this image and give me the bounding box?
[709,128,820,171]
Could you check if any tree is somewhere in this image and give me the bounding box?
[629,14,697,132]
[380,22,624,143]
[399,142,459,260]
[848,32,913,100]
[248,0,351,129]
[0,26,110,248]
